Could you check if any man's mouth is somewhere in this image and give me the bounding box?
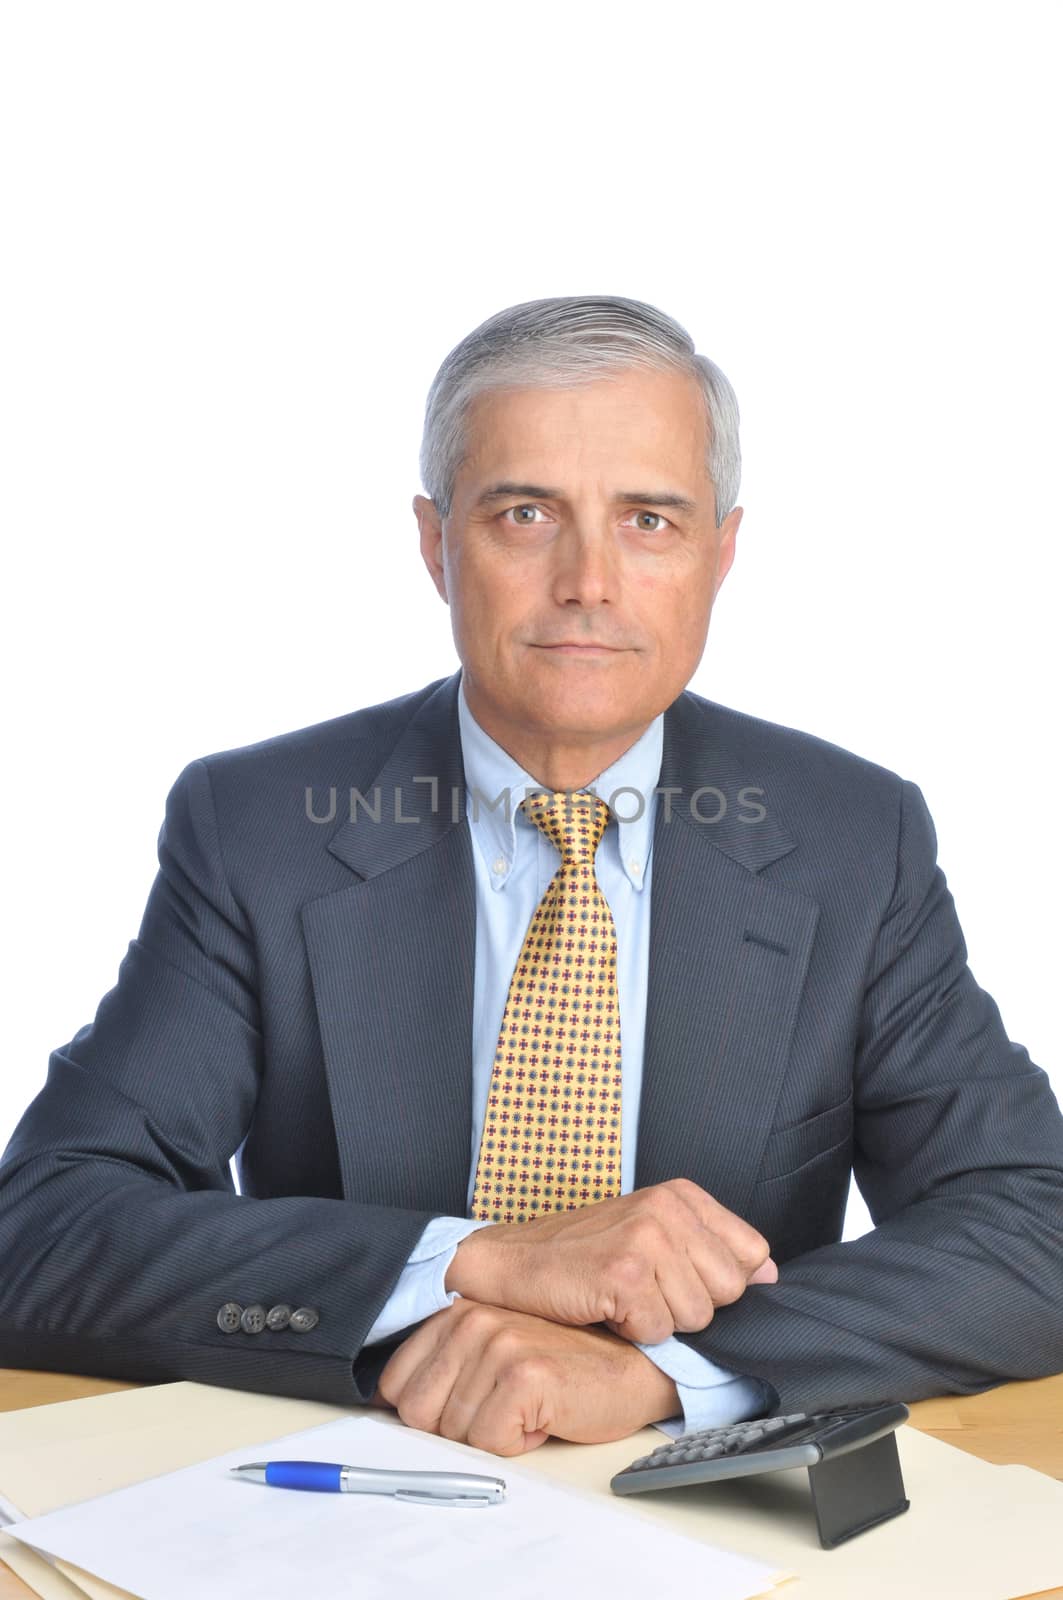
[532,643,623,654]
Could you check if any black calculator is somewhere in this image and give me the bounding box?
[610,1402,911,1548]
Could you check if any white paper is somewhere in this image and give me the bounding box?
[7,1414,782,1600]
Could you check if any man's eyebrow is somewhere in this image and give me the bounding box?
[473,481,700,515]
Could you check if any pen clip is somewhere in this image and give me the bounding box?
[393,1490,494,1508]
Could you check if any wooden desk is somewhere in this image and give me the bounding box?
[1,1370,1061,1599]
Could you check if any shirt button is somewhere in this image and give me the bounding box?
[628,858,642,875]
[240,1304,267,1335]
[216,1302,243,1334]
[289,1306,320,1334]
[492,856,506,875]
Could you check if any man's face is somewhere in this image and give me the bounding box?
[416,364,741,754]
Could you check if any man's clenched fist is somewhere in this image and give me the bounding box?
[446,1178,778,1345]
[372,1300,683,1456]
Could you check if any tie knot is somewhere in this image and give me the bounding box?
[520,789,612,868]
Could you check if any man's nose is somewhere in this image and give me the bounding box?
[549,524,619,609]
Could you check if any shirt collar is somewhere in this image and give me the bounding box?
[457,667,663,892]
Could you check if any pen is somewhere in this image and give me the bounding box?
[230,1459,506,1508]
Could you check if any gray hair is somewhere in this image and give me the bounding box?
[418,295,741,529]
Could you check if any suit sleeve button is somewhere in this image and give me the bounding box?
[240,1304,268,1335]
[289,1306,319,1333]
[217,1302,243,1334]
[266,1304,292,1331]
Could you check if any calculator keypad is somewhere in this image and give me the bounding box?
[620,1410,830,1473]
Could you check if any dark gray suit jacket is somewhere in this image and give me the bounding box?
[2,670,1061,1415]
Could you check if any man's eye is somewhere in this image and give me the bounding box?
[501,505,672,531]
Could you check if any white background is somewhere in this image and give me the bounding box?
[1,2,1059,1247]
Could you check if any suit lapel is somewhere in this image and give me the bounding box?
[634,692,820,1215]
[301,671,476,1212]
[302,671,820,1217]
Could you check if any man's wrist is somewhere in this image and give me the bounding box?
[627,1343,682,1425]
[444,1225,499,1302]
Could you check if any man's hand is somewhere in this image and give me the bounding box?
[446,1178,778,1345]
[371,1300,683,1456]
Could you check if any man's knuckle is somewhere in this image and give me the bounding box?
[502,1353,551,1388]
[465,1419,495,1452]
[397,1395,436,1433]
[729,1222,768,1261]
[631,1211,669,1249]
[467,1420,516,1456]
[716,1260,746,1301]
[486,1325,530,1362]
[460,1301,504,1333]
[611,1249,651,1289]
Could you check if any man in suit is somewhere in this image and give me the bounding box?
[2,295,1061,1459]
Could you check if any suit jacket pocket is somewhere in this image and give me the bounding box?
[754,1091,854,1183]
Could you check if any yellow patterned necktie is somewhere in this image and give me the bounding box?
[469,788,622,1225]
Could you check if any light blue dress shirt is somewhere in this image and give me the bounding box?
[362,668,771,1437]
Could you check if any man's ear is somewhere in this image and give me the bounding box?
[413,493,448,603]
[713,504,742,598]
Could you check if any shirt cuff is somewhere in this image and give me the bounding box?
[361,1216,494,1345]
[634,1335,774,1439]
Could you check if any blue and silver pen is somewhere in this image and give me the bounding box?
[229,1459,506,1508]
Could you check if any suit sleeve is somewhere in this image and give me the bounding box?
[0,758,455,1408]
[673,778,1063,1415]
